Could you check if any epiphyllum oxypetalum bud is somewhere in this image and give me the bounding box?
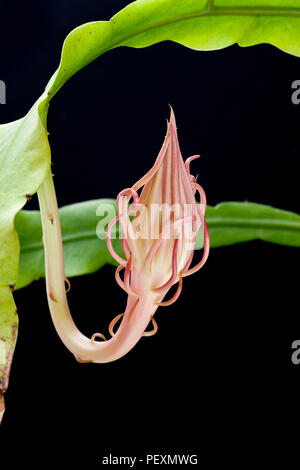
[104,108,209,354]
[39,109,209,364]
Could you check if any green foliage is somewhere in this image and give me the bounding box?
[0,102,50,386]
[15,200,122,289]
[204,202,300,247]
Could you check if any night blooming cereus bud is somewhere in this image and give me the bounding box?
[40,108,209,364]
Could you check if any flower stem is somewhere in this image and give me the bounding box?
[37,172,156,363]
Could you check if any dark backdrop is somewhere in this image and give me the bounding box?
[0,0,299,466]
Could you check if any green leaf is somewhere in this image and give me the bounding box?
[15,199,122,290]
[46,0,300,102]
[14,199,300,290]
[0,101,50,397]
[0,286,18,421]
[197,202,300,248]
[2,0,300,407]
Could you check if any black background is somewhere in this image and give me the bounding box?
[1,0,300,466]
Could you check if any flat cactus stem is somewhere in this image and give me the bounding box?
[0,287,18,424]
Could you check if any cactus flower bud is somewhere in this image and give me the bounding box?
[40,109,209,363]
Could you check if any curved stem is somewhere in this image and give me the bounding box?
[0,392,5,424]
[37,172,156,363]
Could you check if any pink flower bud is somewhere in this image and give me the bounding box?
[42,108,209,364]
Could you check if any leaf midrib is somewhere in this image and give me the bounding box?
[207,217,300,229]
[113,3,300,49]
[20,216,300,254]
[21,231,99,254]
[113,3,300,51]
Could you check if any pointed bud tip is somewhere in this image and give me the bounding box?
[167,105,177,131]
